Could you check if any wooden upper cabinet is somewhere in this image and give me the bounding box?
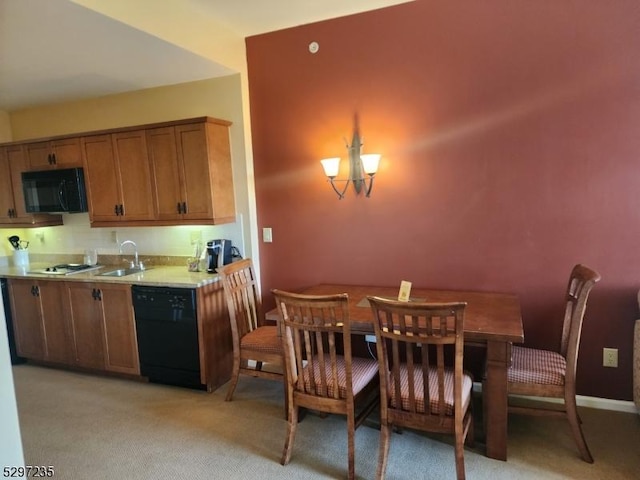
[112,130,155,222]
[147,119,235,225]
[146,126,183,221]
[0,146,17,224]
[82,131,155,225]
[25,137,82,170]
[0,145,63,227]
[81,134,119,222]
[4,116,234,227]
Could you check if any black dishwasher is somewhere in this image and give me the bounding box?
[132,285,205,390]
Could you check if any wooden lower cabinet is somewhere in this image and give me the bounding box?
[196,281,233,391]
[100,283,139,375]
[6,276,230,391]
[8,279,72,363]
[67,282,139,375]
[40,282,74,364]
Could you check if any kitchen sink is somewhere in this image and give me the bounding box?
[97,267,150,277]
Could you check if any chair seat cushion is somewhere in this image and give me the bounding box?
[302,356,378,398]
[240,326,282,354]
[508,345,566,386]
[389,365,473,416]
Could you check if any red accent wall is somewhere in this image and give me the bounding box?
[246,0,640,400]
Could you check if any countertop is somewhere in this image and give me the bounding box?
[0,263,220,288]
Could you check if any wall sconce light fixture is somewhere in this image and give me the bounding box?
[320,127,380,199]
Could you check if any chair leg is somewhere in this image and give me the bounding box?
[465,412,475,448]
[347,413,355,480]
[376,423,391,480]
[454,427,466,480]
[225,355,241,401]
[281,404,298,466]
[565,394,594,463]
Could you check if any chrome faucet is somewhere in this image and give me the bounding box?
[119,240,143,270]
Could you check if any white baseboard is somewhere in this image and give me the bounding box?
[472,382,638,414]
[575,395,637,414]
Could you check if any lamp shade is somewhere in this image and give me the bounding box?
[320,157,341,177]
[360,154,381,175]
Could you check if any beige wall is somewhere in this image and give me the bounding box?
[0,111,11,142]
[71,0,245,72]
[4,76,253,261]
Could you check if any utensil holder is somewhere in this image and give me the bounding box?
[13,250,29,267]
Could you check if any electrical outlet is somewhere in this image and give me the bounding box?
[603,347,618,368]
[110,231,118,244]
[365,335,376,343]
[190,230,202,245]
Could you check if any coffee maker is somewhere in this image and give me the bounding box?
[206,239,232,273]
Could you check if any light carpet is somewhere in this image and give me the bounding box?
[11,364,640,479]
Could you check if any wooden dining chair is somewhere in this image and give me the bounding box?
[367,296,473,480]
[217,259,284,401]
[271,289,379,480]
[505,263,601,463]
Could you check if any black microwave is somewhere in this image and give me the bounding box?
[21,167,88,214]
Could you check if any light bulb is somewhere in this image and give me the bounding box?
[320,157,341,177]
[360,154,380,175]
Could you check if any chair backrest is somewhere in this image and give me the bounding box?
[272,289,354,401]
[559,264,601,380]
[367,297,467,421]
[217,259,262,345]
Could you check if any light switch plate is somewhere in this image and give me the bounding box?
[263,227,273,243]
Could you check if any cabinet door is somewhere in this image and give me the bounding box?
[24,141,52,170]
[82,134,121,223]
[8,279,46,360]
[67,282,105,369]
[175,123,214,220]
[51,138,82,167]
[196,122,235,223]
[7,145,32,221]
[112,130,155,221]
[39,281,73,364]
[97,283,139,375]
[26,138,82,170]
[0,147,16,223]
[146,126,182,221]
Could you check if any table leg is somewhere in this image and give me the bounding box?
[484,340,511,461]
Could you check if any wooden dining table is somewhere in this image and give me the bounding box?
[266,283,524,461]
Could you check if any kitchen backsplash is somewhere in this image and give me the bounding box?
[0,213,244,263]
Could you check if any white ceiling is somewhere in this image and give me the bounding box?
[0,0,412,112]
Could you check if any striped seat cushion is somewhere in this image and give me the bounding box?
[240,326,283,354]
[301,356,379,398]
[508,345,566,386]
[389,365,473,416]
